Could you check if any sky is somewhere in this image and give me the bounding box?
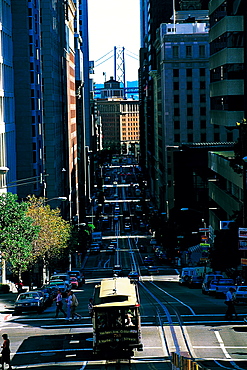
[87,0,140,85]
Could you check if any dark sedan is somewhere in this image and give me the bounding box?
[14,292,45,314]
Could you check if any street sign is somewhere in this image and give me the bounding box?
[241,258,247,266]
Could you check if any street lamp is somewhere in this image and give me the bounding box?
[45,197,67,203]
[0,167,9,175]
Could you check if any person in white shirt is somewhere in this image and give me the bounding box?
[225,287,237,320]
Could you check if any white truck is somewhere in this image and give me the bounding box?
[201,272,225,294]
[179,266,212,287]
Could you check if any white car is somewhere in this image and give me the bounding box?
[235,286,247,304]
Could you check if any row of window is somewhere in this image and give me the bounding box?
[174,94,206,104]
[172,44,206,58]
[173,68,206,78]
[174,120,207,130]
[173,81,206,90]
[210,31,244,55]
[174,107,207,116]
[173,132,233,144]
[211,64,244,82]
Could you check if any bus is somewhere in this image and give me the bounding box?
[92,277,143,358]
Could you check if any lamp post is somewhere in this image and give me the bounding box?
[0,167,9,283]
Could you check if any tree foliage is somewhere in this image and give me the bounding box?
[26,195,71,264]
[0,193,39,275]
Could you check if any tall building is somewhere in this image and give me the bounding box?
[97,78,139,154]
[12,0,44,198]
[209,0,246,130]
[0,0,16,193]
[11,0,79,221]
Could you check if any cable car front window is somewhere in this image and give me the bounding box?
[96,308,137,330]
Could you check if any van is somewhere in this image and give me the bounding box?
[179,266,212,287]
[201,272,225,294]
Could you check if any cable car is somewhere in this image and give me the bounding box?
[92,277,143,358]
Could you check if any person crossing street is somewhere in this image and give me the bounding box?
[54,290,66,318]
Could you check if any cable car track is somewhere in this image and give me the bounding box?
[139,280,193,360]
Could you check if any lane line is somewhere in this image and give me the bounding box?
[215,330,231,359]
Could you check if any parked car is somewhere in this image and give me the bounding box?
[70,277,79,289]
[67,270,85,285]
[31,290,51,307]
[128,271,139,281]
[234,286,247,304]
[47,280,70,297]
[49,273,70,286]
[14,291,45,314]
[209,278,236,297]
[40,285,55,303]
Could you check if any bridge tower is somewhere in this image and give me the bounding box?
[114,46,126,98]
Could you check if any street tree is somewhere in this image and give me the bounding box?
[0,193,39,277]
[26,196,71,264]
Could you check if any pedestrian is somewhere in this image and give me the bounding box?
[225,287,237,320]
[53,289,66,318]
[88,298,94,319]
[70,291,81,321]
[1,334,12,370]
[65,290,73,320]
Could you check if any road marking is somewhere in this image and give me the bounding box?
[80,361,88,369]
[215,330,231,359]
[150,282,196,315]
[13,348,92,355]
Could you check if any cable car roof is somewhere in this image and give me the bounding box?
[93,277,138,307]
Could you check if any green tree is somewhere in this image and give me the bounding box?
[26,196,71,264]
[0,193,39,277]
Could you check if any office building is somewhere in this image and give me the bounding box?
[0,0,16,192]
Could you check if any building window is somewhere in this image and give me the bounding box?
[174,95,179,103]
[187,94,192,104]
[187,133,193,142]
[200,68,206,76]
[200,81,206,89]
[173,82,179,90]
[199,45,205,57]
[200,120,206,129]
[187,81,192,90]
[174,133,180,142]
[200,107,206,116]
[173,45,179,58]
[186,69,192,77]
[200,94,206,103]
[173,69,179,77]
[186,45,192,57]
[187,107,193,116]
[174,108,180,116]
[187,121,193,129]
[174,120,180,129]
